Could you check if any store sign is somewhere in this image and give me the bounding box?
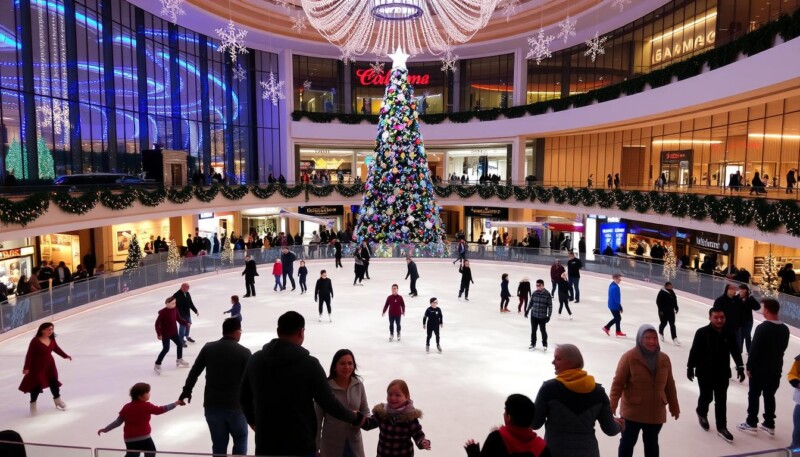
[465,206,509,220]
[356,69,430,86]
[687,231,733,253]
[300,206,344,217]
[600,222,627,252]
[651,12,717,65]
[661,150,693,164]
[199,212,214,219]
[0,248,22,259]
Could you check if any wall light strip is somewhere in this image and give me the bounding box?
[748,133,800,140]
[652,139,723,145]
[650,11,717,43]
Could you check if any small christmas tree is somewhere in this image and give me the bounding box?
[124,234,142,271]
[761,251,780,297]
[37,137,55,180]
[220,236,233,265]
[663,245,676,280]
[166,239,182,273]
[6,138,25,179]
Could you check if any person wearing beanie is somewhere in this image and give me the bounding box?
[610,324,680,457]
[464,394,551,457]
[532,344,621,457]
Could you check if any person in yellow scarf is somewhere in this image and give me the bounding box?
[532,344,622,457]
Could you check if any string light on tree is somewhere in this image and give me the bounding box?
[5,138,24,180]
[220,237,234,265]
[216,20,249,63]
[260,72,286,105]
[37,137,55,180]
[760,251,780,297]
[124,234,143,271]
[166,239,183,273]
[663,245,676,280]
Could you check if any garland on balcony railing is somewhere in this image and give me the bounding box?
[2,184,800,238]
[291,9,800,126]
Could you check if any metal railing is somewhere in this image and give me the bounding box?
[3,243,800,336]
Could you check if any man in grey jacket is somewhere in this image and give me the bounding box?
[525,279,553,351]
[180,318,252,456]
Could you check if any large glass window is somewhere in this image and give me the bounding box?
[460,54,514,111]
[293,55,343,113]
[351,60,452,114]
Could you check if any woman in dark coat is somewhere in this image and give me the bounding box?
[353,247,365,285]
[19,322,72,411]
[517,277,532,314]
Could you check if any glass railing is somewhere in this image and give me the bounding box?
[2,243,799,335]
[0,440,93,457]
[95,448,232,457]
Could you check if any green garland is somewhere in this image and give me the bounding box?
[51,191,98,214]
[194,185,220,202]
[336,183,364,197]
[137,188,166,207]
[0,192,49,226]
[291,11,800,126]
[99,189,136,210]
[220,185,249,200]
[168,187,193,204]
[307,184,335,197]
[278,184,305,198]
[250,184,277,199]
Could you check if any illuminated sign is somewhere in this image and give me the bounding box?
[651,11,717,66]
[661,150,693,164]
[356,69,430,86]
[600,222,627,252]
[465,206,509,220]
[199,212,214,219]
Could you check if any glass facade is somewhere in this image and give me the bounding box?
[293,55,344,114]
[543,95,800,190]
[0,0,282,183]
[459,54,514,111]
[351,60,453,115]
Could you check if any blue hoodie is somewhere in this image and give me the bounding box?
[608,282,621,311]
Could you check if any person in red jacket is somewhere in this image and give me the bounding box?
[154,296,190,374]
[272,259,283,291]
[464,394,551,457]
[382,284,406,342]
[19,322,72,412]
[97,382,185,457]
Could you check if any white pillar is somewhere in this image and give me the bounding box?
[279,49,294,181]
[513,47,527,107]
[511,135,527,185]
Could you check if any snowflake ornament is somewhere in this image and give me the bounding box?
[216,20,249,63]
[302,79,312,90]
[370,61,385,76]
[440,47,458,73]
[260,72,286,105]
[526,28,555,65]
[160,0,186,23]
[557,15,577,44]
[233,64,246,82]
[339,46,355,65]
[291,12,307,33]
[502,0,520,22]
[274,0,291,9]
[38,103,70,135]
[611,0,632,12]
[584,31,608,63]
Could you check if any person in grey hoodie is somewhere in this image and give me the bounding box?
[316,349,370,457]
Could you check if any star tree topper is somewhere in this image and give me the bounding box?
[388,46,410,70]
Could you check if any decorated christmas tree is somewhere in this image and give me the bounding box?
[220,236,233,265]
[166,239,182,273]
[5,138,25,179]
[663,245,676,280]
[353,48,443,244]
[761,251,780,297]
[37,137,55,180]
[124,234,142,271]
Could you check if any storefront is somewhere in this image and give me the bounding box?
[0,244,35,295]
[40,234,82,271]
[352,61,451,114]
[108,218,171,269]
[198,212,236,239]
[298,205,344,241]
[660,150,693,187]
[240,208,281,238]
[624,220,675,258]
[677,229,735,272]
[444,146,509,183]
[597,219,627,254]
[465,206,509,242]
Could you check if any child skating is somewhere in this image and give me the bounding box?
[97,382,185,457]
[458,260,474,301]
[382,284,406,341]
[423,298,443,353]
[315,269,334,322]
[222,295,242,322]
[272,259,283,291]
[362,379,431,456]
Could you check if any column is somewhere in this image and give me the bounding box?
[199,36,211,176]
[18,0,38,179]
[64,0,83,173]
[513,47,527,107]
[511,135,527,185]
[343,63,352,114]
[278,49,294,181]
[101,0,118,171]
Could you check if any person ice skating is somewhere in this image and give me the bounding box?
[423,298,443,353]
[549,259,565,297]
[353,247,366,286]
[556,272,572,319]
[223,295,242,322]
[361,241,372,280]
[315,270,334,322]
[602,274,626,338]
[405,257,420,297]
[458,260,474,301]
[687,307,745,443]
[316,349,370,457]
[179,318,252,456]
[737,298,790,436]
[97,383,185,457]
[465,394,550,457]
[334,239,343,269]
[788,354,800,449]
[453,239,467,265]
[280,247,298,291]
[532,344,622,457]
[737,284,761,354]
[19,322,72,412]
[656,282,680,345]
[173,283,198,346]
[525,280,553,351]
[298,260,308,294]
[272,259,283,291]
[566,251,582,302]
[610,324,680,457]
[361,379,431,455]
[154,296,190,374]
[500,273,511,313]
[383,284,406,342]
[714,284,742,349]
[242,254,258,297]
[517,277,531,314]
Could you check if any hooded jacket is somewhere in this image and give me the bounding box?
[465,426,551,457]
[240,338,359,456]
[363,401,427,457]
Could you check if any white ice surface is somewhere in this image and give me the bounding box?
[0,259,797,457]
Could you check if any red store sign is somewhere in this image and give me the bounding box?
[355,69,430,86]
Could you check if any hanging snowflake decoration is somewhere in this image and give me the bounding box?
[216,20,249,63]
[502,0,520,22]
[526,28,555,65]
[37,103,70,135]
[274,0,291,9]
[557,15,577,44]
[291,12,307,33]
[233,64,246,82]
[370,61,385,76]
[440,47,458,73]
[611,0,632,12]
[159,0,186,23]
[584,31,608,63]
[340,46,355,65]
[260,72,286,105]
[302,79,312,90]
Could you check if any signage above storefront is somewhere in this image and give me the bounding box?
[661,150,693,164]
[0,246,33,259]
[199,212,214,219]
[465,206,509,220]
[355,69,430,86]
[299,206,344,217]
[650,10,717,66]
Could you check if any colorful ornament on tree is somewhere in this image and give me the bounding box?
[124,234,142,271]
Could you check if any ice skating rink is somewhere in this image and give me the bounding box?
[0,259,797,457]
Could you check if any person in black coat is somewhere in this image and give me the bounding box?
[360,241,371,279]
[713,284,742,349]
[333,239,343,269]
[656,282,680,345]
[173,283,199,345]
[280,247,297,291]
[83,250,97,277]
[687,307,745,442]
[242,255,258,297]
[314,270,334,321]
[736,284,761,354]
[405,258,420,297]
[423,298,444,352]
[458,260,474,301]
[180,318,252,456]
[239,311,363,456]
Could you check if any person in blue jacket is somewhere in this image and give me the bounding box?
[602,274,626,338]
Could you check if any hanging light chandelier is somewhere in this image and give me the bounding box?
[300,0,502,57]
